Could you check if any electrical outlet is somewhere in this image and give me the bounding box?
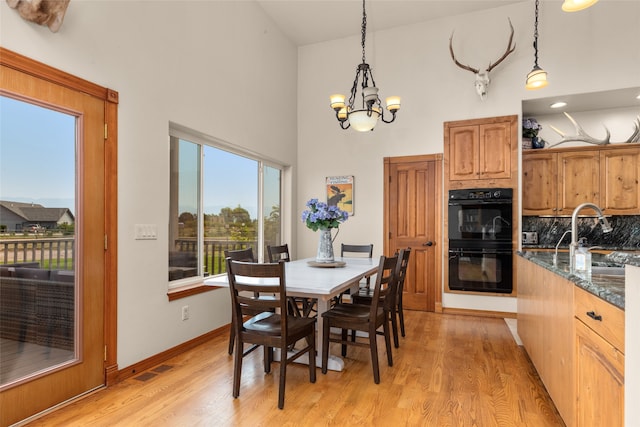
[181,305,189,321]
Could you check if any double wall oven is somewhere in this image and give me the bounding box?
[448,188,513,294]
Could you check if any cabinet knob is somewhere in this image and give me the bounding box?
[586,311,603,321]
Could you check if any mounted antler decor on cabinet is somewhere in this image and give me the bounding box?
[449,19,516,101]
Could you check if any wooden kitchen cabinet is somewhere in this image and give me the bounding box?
[523,144,640,216]
[599,147,640,215]
[517,257,574,424]
[521,151,557,215]
[446,119,513,182]
[574,287,625,427]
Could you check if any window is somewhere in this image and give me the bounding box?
[168,124,282,286]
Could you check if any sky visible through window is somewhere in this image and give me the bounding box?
[0,95,76,214]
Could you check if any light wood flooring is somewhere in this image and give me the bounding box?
[25,311,565,426]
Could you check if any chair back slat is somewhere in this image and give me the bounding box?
[224,248,255,262]
[267,244,290,263]
[341,243,373,258]
[369,254,398,321]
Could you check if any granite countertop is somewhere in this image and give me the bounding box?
[517,251,640,310]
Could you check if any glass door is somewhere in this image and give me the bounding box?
[1,62,106,425]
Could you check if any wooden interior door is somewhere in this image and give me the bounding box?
[0,50,117,426]
[384,155,442,312]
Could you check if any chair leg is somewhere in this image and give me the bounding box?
[278,345,287,409]
[321,319,330,374]
[309,328,317,383]
[233,338,243,398]
[369,326,380,384]
[383,320,393,367]
[398,304,406,337]
[228,321,235,355]
[264,346,272,373]
[390,309,400,348]
[341,329,348,357]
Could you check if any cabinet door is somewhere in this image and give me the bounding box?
[558,151,600,215]
[600,147,640,215]
[575,319,624,427]
[479,122,511,179]
[522,152,557,215]
[448,125,479,181]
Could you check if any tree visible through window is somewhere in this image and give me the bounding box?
[168,126,282,285]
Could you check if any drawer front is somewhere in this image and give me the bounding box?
[574,287,625,353]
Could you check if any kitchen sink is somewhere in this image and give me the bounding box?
[591,266,626,276]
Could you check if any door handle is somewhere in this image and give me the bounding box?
[423,241,433,247]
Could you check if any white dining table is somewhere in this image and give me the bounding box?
[204,256,378,371]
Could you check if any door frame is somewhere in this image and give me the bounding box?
[0,47,119,385]
[383,154,443,312]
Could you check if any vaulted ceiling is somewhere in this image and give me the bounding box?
[256,0,527,46]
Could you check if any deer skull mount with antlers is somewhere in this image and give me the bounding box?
[449,19,516,101]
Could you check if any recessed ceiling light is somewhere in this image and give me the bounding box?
[550,101,567,109]
[636,94,640,100]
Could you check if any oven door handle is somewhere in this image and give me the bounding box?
[449,248,512,255]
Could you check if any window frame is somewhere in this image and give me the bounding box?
[168,122,286,293]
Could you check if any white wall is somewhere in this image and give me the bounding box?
[1,1,298,368]
[297,1,640,313]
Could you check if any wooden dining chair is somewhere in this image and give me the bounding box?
[267,244,290,263]
[224,247,255,263]
[351,248,411,348]
[321,254,398,384]
[224,247,263,355]
[268,244,317,318]
[335,243,374,303]
[226,259,317,409]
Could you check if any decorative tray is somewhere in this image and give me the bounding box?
[307,260,346,268]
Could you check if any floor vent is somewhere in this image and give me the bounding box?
[134,372,157,382]
[152,364,173,373]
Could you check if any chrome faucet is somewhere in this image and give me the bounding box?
[569,202,613,265]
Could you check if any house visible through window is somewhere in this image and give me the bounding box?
[168,124,282,286]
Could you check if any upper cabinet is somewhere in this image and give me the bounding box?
[522,145,640,216]
[445,115,517,189]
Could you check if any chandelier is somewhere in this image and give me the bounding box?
[329,0,400,132]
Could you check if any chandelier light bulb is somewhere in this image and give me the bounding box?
[385,96,401,111]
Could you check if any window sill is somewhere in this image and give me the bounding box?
[167,281,219,301]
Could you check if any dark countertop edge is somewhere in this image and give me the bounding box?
[517,251,626,310]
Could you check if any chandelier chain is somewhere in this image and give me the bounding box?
[360,0,367,64]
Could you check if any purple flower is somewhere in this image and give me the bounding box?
[301,198,349,231]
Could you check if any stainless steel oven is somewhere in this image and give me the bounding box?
[448,188,513,294]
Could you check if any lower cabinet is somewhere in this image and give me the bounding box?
[517,257,626,427]
[574,287,625,427]
[517,257,574,424]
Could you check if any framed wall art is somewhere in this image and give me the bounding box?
[326,175,354,215]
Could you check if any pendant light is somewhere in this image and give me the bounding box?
[525,0,548,90]
[562,0,599,12]
[329,0,400,132]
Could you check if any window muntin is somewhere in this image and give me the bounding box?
[168,126,282,287]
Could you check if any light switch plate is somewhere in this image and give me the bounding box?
[135,224,158,240]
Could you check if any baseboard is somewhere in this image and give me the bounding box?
[114,324,228,383]
[441,307,517,319]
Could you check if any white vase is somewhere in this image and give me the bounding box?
[316,228,335,263]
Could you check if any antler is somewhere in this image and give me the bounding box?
[449,32,479,74]
[449,18,516,74]
[547,112,611,147]
[486,19,516,73]
[624,116,640,143]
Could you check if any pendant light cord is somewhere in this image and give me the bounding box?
[361,0,367,64]
[533,0,540,67]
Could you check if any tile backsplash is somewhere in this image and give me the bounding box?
[522,215,640,250]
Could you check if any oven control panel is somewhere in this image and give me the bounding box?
[449,188,512,201]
